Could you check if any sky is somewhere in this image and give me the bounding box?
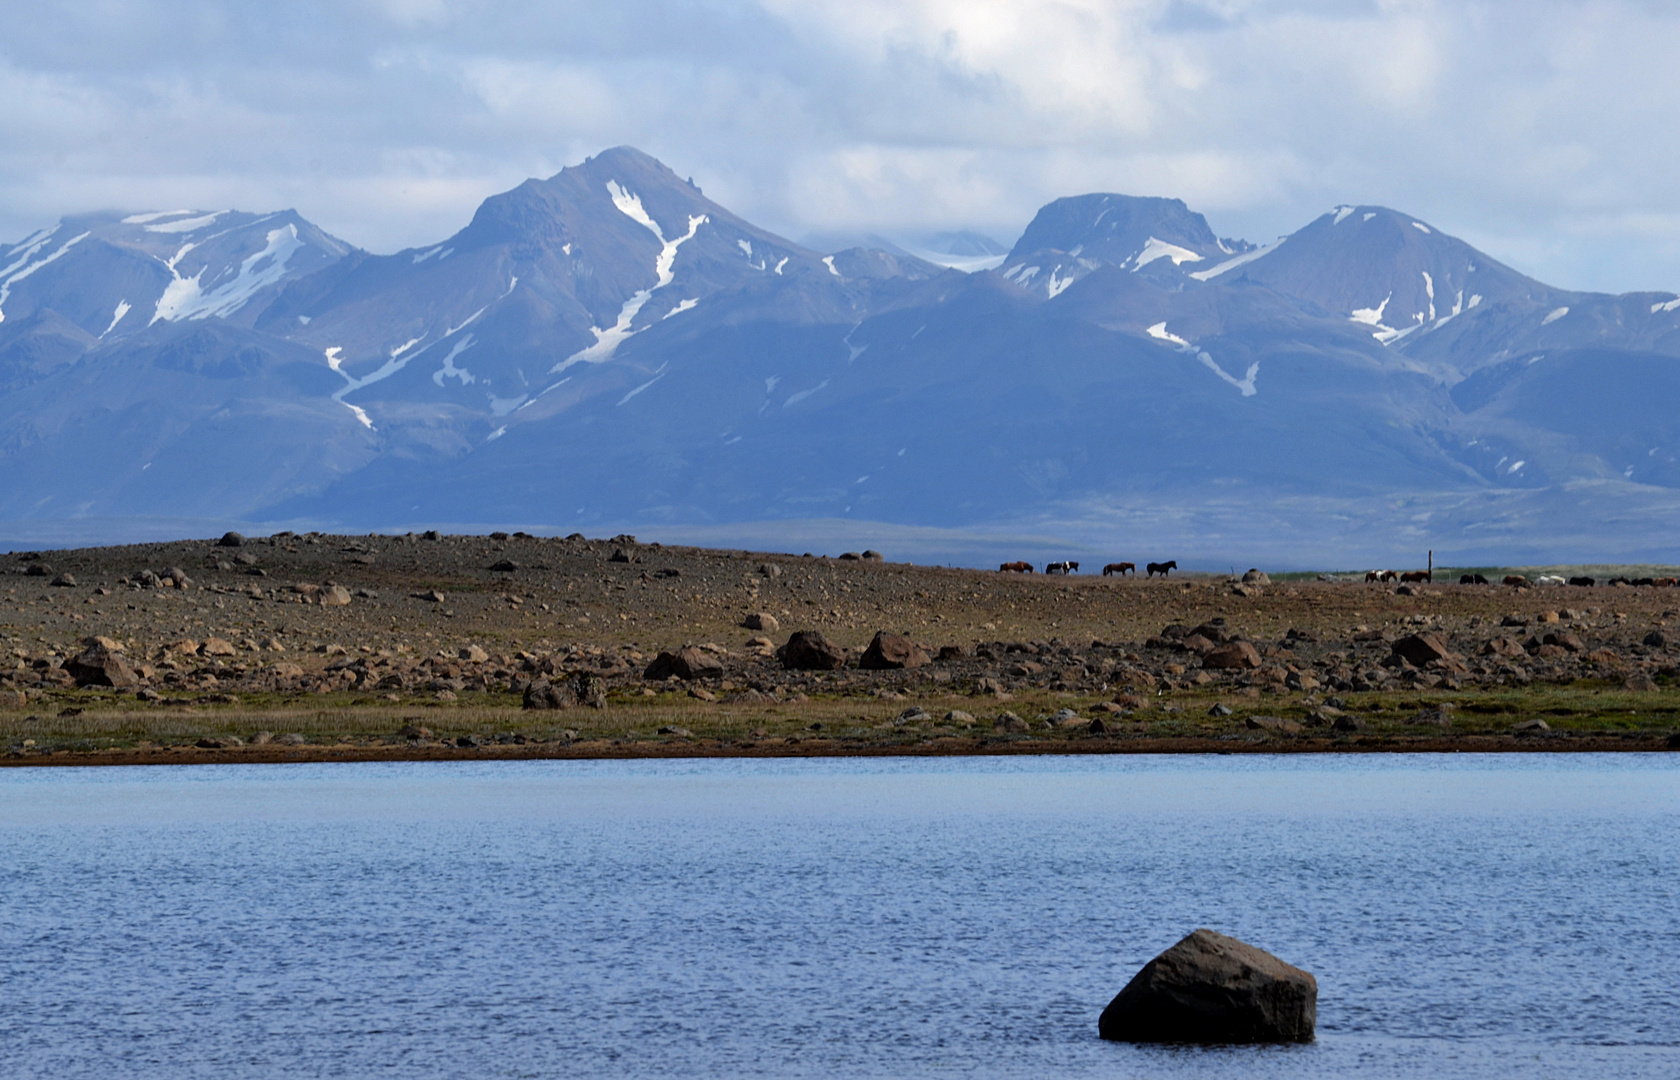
[4,0,1680,293]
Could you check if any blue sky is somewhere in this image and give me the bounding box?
[4,0,1679,292]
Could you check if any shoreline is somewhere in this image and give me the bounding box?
[6,733,1674,767]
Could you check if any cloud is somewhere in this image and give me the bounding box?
[2,0,1680,292]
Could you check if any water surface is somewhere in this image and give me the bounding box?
[2,755,1676,1078]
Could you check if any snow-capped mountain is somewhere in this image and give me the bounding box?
[999,194,1252,298]
[5,148,1680,564]
[0,209,352,340]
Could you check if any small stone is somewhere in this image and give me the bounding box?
[1392,633,1452,666]
[944,709,975,724]
[416,590,446,603]
[896,706,930,725]
[319,585,352,607]
[1246,716,1303,733]
[201,638,237,657]
[460,645,490,663]
[1087,717,1108,734]
[659,725,695,737]
[688,687,717,702]
[275,733,306,746]
[1512,718,1550,733]
[489,560,518,572]
[49,573,76,587]
[1624,674,1659,692]
[456,734,482,748]
[993,711,1028,733]
[1332,714,1366,732]
[1208,703,1233,717]
[249,731,273,745]
[397,724,433,740]
[741,612,780,632]
[645,647,724,681]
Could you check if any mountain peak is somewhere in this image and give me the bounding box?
[999,192,1237,297]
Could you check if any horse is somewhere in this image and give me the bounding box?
[1045,561,1079,574]
[1146,560,1177,578]
[1568,576,1595,587]
[999,561,1033,573]
[1381,570,1399,583]
[1460,573,1490,585]
[1366,571,1382,582]
[1399,570,1431,583]
[1503,575,1531,587]
[1102,562,1135,577]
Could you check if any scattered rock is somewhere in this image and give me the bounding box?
[1643,630,1668,648]
[397,724,433,740]
[862,550,884,562]
[317,584,352,607]
[741,612,780,632]
[522,679,573,710]
[776,631,848,671]
[218,532,246,547]
[1087,717,1108,734]
[1245,716,1302,733]
[659,725,694,737]
[456,734,482,748]
[275,733,306,746]
[859,630,930,670]
[64,646,139,688]
[688,687,717,702]
[489,560,518,572]
[195,737,244,749]
[1203,641,1263,670]
[944,710,975,725]
[49,572,76,587]
[1392,633,1452,667]
[992,711,1028,733]
[1097,928,1317,1044]
[200,638,237,657]
[1624,673,1659,692]
[1332,714,1366,732]
[608,549,632,563]
[0,689,27,709]
[416,589,446,603]
[973,677,1012,699]
[1208,703,1233,717]
[1241,569,1270,585]
[896,706,930,725]
[1512,718,1550,733]
[24,563,51,576]
[645,646,724,681]
[459,644,489,663]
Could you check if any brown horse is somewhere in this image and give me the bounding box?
[1146,560,1177,577]
[1102,562,1135,577]
[1399,570,1431,583]
[999,561,1033,573]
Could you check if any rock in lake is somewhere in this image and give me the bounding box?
[776,631,848,671]
[1098,928,1317,1044]
[859,630,929,670]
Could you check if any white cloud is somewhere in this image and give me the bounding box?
[1,0,1680,293]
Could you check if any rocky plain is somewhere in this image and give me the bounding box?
[3,530,1679,764]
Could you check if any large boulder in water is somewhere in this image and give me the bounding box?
[1098,928,1316,1044]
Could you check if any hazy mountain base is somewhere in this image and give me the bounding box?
[4,478,1679,569]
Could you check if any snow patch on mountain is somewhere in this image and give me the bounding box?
[1651,297,1680,314]
[1132,237,1204,269]
[1542,306,1570,326]
[549,183,706,375]
[146,212,228,234]
[1189,238,1281,281]
[121,210,193,225]
[1198,352,1260,396]
[822,256,841,278]
[433,335,476,386]
[1146,322,1190,348]
[150,224,304,323]
[1332,206,1355,225]
[0,231,90,324]
[102,300,131,337]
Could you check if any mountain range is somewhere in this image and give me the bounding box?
[4,146,1679,566]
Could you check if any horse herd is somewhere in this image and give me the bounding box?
[999,559,1178,577]
[1366,570,1677,588]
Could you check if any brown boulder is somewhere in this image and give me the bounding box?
[1098,928,1317,1044]
[741,612,780,632]
[522,679,573,710]
[64,647,140,688]
[1482,636,1527,659]
[776,631,849,671]
[1391,633,1451,667]
[644,647,724,681]
[859,631,930,670]
[1543,631,1585,653]
[1202,641,1262,669]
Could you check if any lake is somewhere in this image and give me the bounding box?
[1,755,1676,1078]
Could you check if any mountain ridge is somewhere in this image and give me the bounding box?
[5,146,1680,564]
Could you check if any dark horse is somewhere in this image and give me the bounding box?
[999,561,1033,573]
[1045,561,1079,574]
[1102,562,1135,577]
[1146,560,1177,577]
